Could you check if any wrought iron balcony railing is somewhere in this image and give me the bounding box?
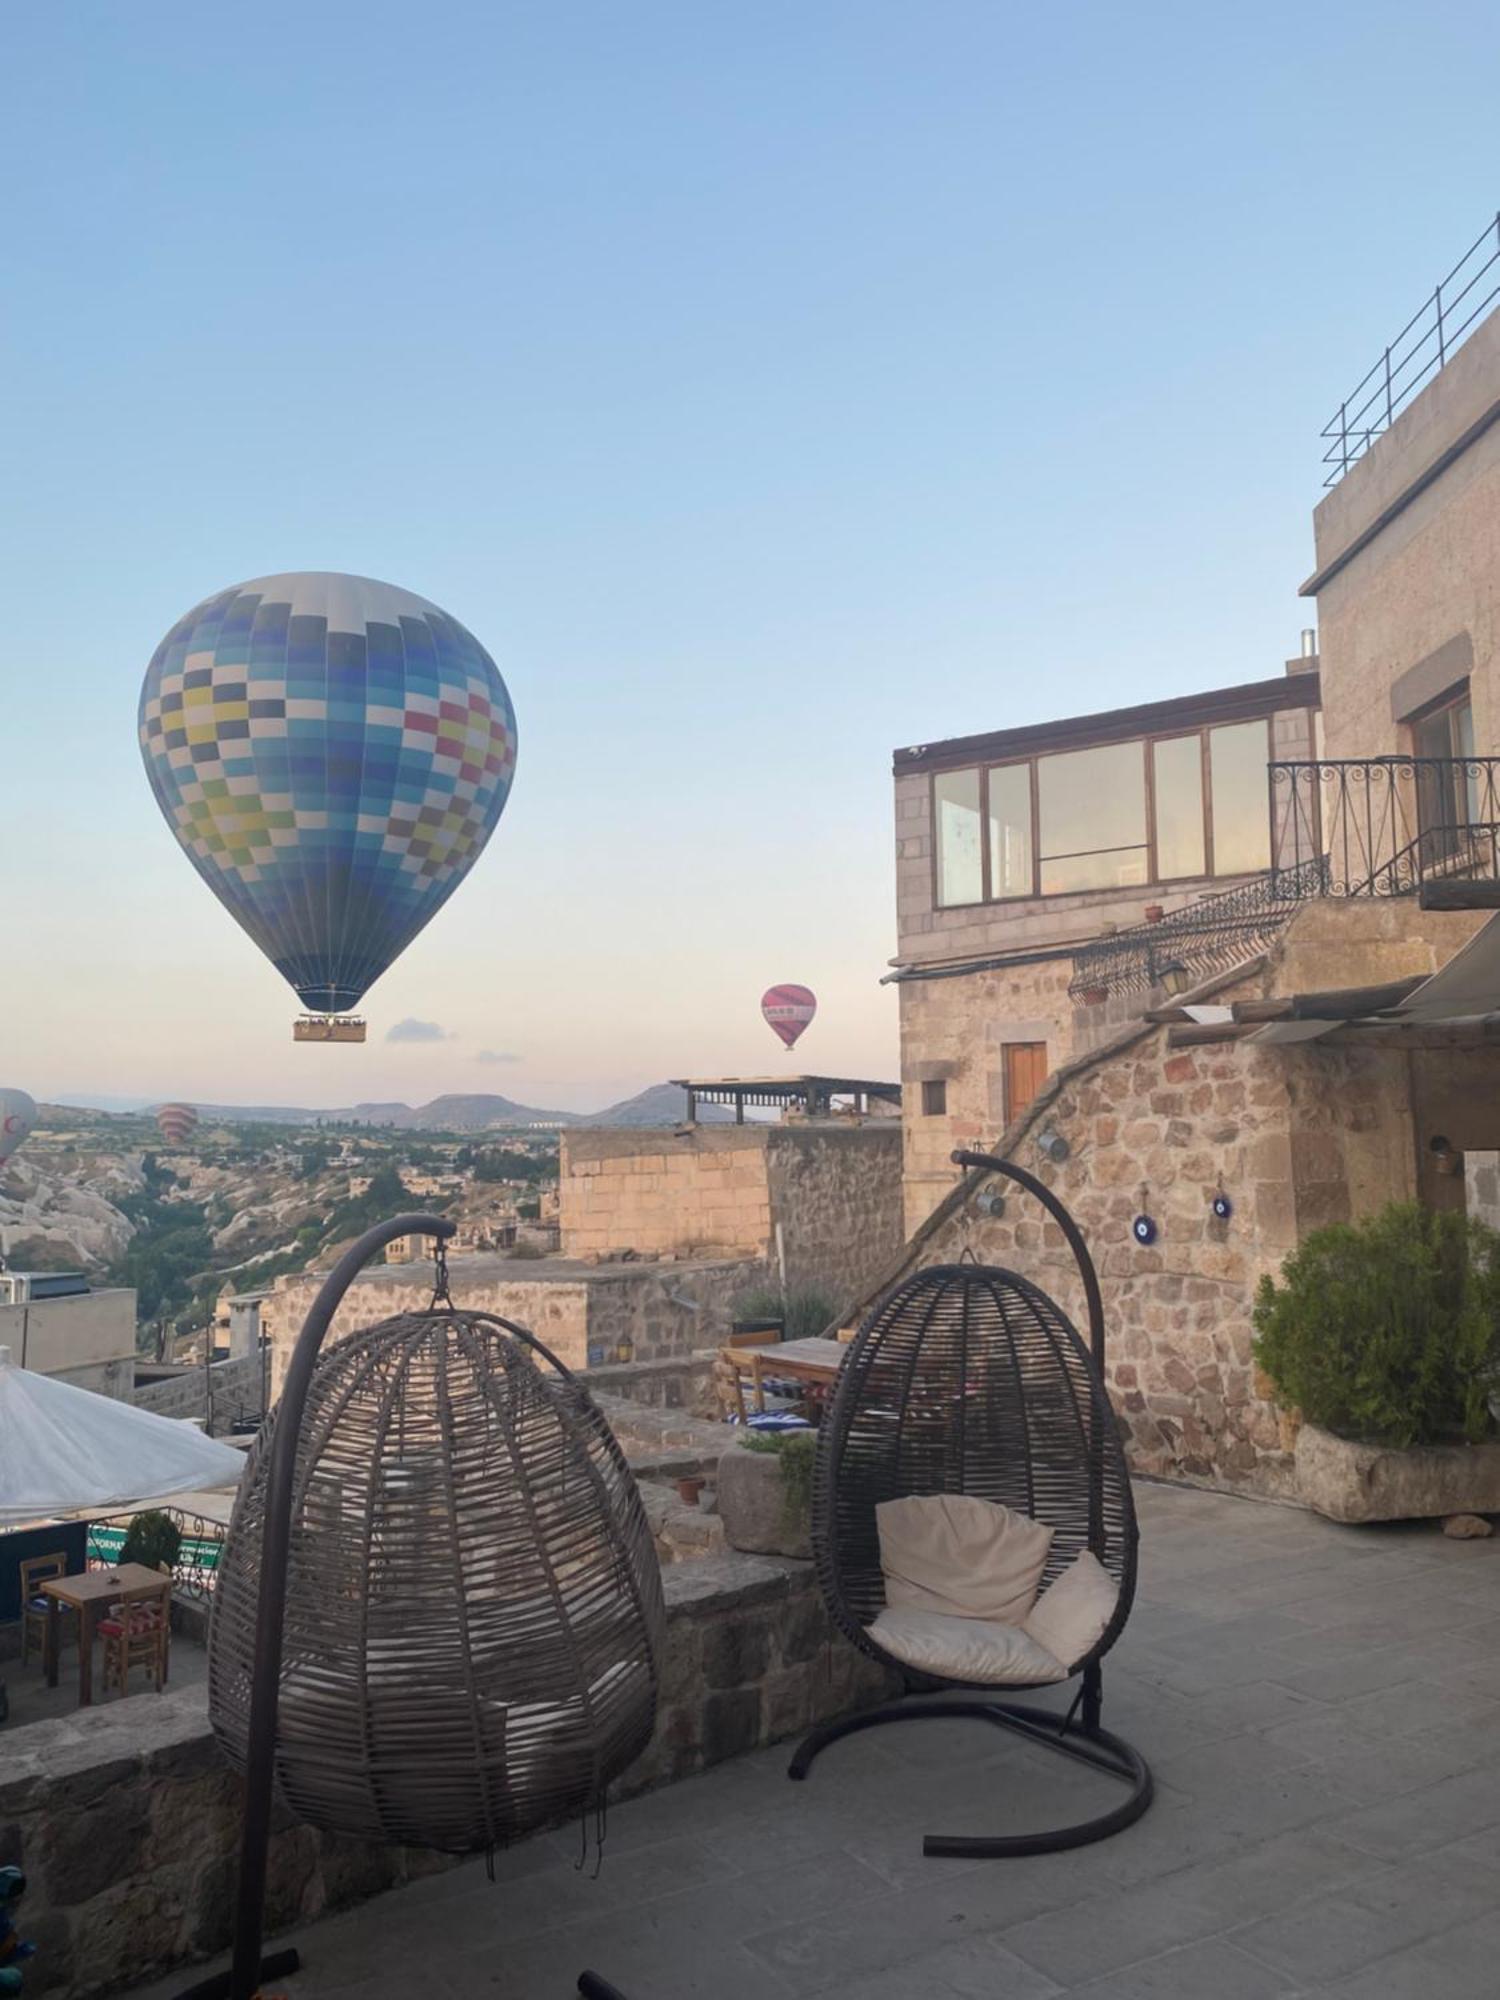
[1067,861,1329,1002]
[1269,756,1500,896]
[1069,758,1500,1001]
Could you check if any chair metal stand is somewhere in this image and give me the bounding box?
[788,1666,1152,1858]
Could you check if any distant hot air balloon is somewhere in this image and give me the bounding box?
[139,573,518,1041]
[155,1103,200,1147]
[0,1090,37,1173]
[761,984,817,1052]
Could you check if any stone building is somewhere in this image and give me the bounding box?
[879,223,1500,1497]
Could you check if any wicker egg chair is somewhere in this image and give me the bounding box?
[189,1217,663,2000]
[788,1151,1152,1858]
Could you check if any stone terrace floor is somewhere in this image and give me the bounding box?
[130,1481,1500,1999]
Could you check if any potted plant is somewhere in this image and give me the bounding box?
[1253,1202,1500,1521]
[120,1509,182,1576]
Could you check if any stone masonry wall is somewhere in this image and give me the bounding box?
[561,1127,775,1262]
[764,1126,903,1312]
[269,1257,769,1393]
[0,1557,889,2000]
[133,1353,264,1433]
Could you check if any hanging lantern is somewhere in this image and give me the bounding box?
[209,1307,664,1854]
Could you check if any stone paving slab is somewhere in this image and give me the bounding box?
[126,1481,1500,1999]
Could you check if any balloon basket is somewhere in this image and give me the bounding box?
[292,1017,367,1044]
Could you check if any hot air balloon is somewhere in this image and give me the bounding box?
[761,984,817,1052]
[155,1103,200,1147]
[0,1091,37,1173]
[139,573,518,1043]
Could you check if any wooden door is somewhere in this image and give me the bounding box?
[1003,1042,1048,1123]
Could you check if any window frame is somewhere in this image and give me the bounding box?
[928,717,1275,909]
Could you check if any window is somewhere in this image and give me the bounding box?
[987,762,1032,898]
[1003,1043,1048,1122]
[930,713,1283,907]
[920,1079,947,1116]
[1037,742,1148,894]
[1152,735,1206,879]
[1412,687,1477,847]
[934,767,983,906]
[1208,721,1272,875]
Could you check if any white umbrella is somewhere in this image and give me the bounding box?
[0,1346,246,1524]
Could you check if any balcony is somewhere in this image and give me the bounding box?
[1069,756,1500,1000]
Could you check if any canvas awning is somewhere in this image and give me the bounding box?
[0,1347,246,1525]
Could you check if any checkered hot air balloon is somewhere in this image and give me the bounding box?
[760,983,817,1051]
[0,1091,37,1173]
[154,1103,199,1147]
[138,574,517,1025]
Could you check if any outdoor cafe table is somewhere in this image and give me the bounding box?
[726,1335,849,1411]
[40,1563,170,1707]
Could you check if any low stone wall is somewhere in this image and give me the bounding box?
[585,1351,715,1418]
[132,1353,264,1434]
[1,1556,890,1999]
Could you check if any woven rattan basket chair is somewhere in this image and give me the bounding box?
[788,1150,1152,1857]
[189,1217,663,2000]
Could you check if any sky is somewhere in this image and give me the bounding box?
[5,1,1500,1113]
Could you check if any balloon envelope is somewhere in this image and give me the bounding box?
[761,984,817,1051]
[139,573,518,1015]
[155,1103,200,1146]
[0,1090,37,1172]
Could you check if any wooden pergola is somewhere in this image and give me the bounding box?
[670,1075,902,1125]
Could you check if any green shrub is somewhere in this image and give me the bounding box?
[741,1427,817,1531]
[120,1509,182,1575]
[732,1283,842,1343]
[1251,1202,1500,1447]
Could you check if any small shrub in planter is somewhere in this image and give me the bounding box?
[1252,1202,1500,1448]
[732,1284,842,1343]
[120,1508,182,1575]
[740,1428,817,1540]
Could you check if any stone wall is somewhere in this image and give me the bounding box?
[766,1127,904,1310]
[0,1557,890,2000]
[269,1255,767,1394]
[560,1124,902,1314]
[133,1352,264,1433]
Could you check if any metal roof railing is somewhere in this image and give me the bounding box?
[1322,213,1500,486]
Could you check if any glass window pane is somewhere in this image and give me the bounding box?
[987,763,1032,897]
[1037,741,1147,893]
[1153,735,1206,879]
[934,767,982,905]
[1039,846,1151,895]
[1209,720,1271,874]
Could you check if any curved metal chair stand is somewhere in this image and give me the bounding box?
[788,1150,1153,1859]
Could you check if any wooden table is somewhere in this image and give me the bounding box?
[719,1336,848,1414]
[41,1565,171,1707]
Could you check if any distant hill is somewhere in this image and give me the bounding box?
[585,1083,734,1127]
[67,1085,734,1131]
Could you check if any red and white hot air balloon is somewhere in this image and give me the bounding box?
[0,1090,37,1172]
[155,1103,200,1147]
[761,984,817,1052]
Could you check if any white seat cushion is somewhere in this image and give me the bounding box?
[869,1607,1067,1686]
[876,1494,1054,1626]
[1023,1551,1119,1669]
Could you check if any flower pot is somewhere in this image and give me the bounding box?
[1144,904,1165,925]
[675,1476,705,1507]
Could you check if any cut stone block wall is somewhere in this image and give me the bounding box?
[132,1352,264,1433]
[560,1124,902,1314]
[0,1557,889,2000]
[269,1257,765,1394]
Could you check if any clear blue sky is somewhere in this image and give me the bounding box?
[5,1,1499,1111]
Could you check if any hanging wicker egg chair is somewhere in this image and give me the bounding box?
[788,1151,1152,1858]
[209,1303,664,1855]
